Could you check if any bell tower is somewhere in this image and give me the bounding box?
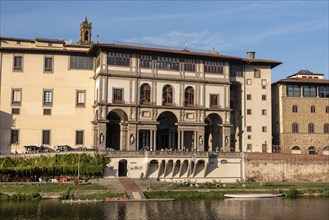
[78,16,92,45]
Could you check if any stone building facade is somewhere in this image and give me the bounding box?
[0,18,281,154]
[272,70,329,155]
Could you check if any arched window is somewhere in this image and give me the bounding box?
[292,123,299,133]
[140,83,151,105]
[185,86,194,107]
[324,124,329,133]
[308,123,314,133]
[323,146,329,155]
[292,146,301,154]
[311,106,315,113]
[326,106,329,113]
[308,146,316,154]
[84,31,89,42]
[162,85,173,106]
[292,105,298,113]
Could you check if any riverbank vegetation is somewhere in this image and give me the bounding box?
[0,153,110,182]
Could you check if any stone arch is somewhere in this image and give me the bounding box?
[158,160,166,178]
[180,160,189,177]
[323,146,329,156]
[291,146,301,154]
[205,113,223,152]
[172,160,181,178]
[194,160,206,177]
[147,160,159,178]
[106,109,128,151]
[164,160,174,178]
[156,111,178,151]
[308,146,316,154]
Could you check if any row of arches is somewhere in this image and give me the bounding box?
[140,83,195,106]
[292,146,329,155]
[106,109,224,152]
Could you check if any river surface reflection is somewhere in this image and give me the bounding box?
[1,197,329,220]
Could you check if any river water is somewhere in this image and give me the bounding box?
[1,197,329,220]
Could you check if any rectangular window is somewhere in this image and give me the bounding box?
[247,144,252,151]
[107,52,130,66]
[247,109,252,115]
[113,88,123,104]
[303,85,317,97]
[254,69,261,78]
[262,126,267,132]
[13,55,23,71]
[157,56,179,70]
[76,130,84,145]
[11,89,22,105]
[204,61,223,73]
[70,56,93,69]
[248,135,252,140]
[246,79,252,85]
[184,59,196,72]
[247,94,252,100]
[42,130,51,145]
[11,129,19,144]
[262,109,267,115]
[261,79,267,86]
[262,95,267,101]
[43,109,51,115]
[140,55,152,68]
[319,86,329,98]
[44,57,53,72]
[43,90,53,106]
[287,84,301,97]
[76,91,86,107]
[12,108,20,115]
[210,94,218,108]
[247,126,252,132]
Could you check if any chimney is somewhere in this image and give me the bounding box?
[247,51,255,59]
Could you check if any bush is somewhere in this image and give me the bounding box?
[286,188,299,198]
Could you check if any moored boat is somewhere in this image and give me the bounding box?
[224,193,283,198]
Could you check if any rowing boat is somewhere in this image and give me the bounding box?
[224,193,283,198]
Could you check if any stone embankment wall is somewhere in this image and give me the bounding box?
[245,153,329,182]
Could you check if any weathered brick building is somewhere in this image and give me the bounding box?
[272,70,329,155]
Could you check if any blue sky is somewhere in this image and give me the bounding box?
[1,1,328,82]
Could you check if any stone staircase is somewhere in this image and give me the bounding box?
[119,177,146,200]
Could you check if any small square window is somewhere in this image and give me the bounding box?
[247,135,252,140]
[12,108,20,115]
[262,109,267,115]
[247,126,252,132]
[247,144,252,151]
[210,94,219,108]
[246,79,252,85]
[254,69,261,78]
[44,57,53,72]
[43,90,53,106]
[13,55,23,71]
[11,89,22,105]
[76,91,86,107]
[43,109,51,115]
[262,95,267,101]
[247,109,252,115]
[247,94,252,100]
[113,88,124,104]
[262,126,267,132]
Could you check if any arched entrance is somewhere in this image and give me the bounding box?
[106,109,128,151]
[156,111,178,151]
[205,113,223,152]
[118,159,127,176]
